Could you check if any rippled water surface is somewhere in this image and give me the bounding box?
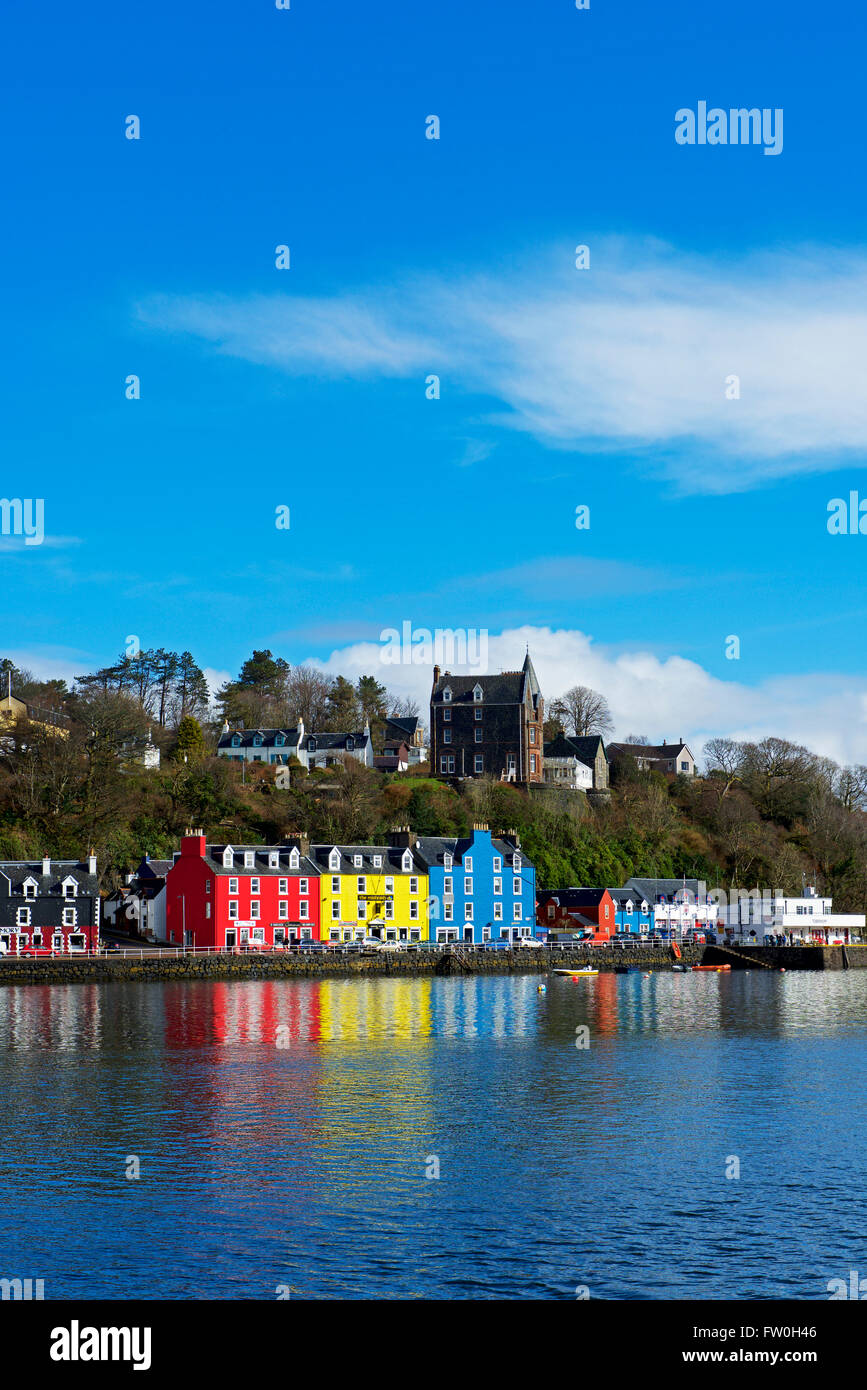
[1,971,866,1299]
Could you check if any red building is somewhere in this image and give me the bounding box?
[165,832,321,949]
[536,887,617,942]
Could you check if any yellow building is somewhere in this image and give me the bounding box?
[0,692,69,738]
[310,835,429,944]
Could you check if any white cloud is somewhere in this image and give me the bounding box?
[139,242,867,493]
[302,626,867,766]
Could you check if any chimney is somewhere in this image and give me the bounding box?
[472,822,489,833]
[87,849,97,875]
[285,831,311,856]
[432,665,440,688]
[181,831,207,858]
[388,825,413,848]
[222,720,230,734]
[42,855,51,877]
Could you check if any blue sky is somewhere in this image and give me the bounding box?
[3,0,867,758]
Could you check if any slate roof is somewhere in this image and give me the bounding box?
[218,727,303,750]
[413,835,525,869]
[302,731,370,753]
[136,856,172,879]
[432,653,543,714]
[538,887,610,907]
[608,888,650,910]
[0,860,98,896]
[544,733,608,764]
[307,844,423,874]
[384,716,422,741]
[203,844,319,877]
[608,741,692,760]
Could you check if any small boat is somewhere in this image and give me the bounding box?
[552,967,599,977]
[671,963,690,972]
[692,964,731,972]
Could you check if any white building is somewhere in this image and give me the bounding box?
[718,886,864,944]
[542,754,593,792]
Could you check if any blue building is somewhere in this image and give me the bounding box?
[609,887,654,935]
[415,825,536,945]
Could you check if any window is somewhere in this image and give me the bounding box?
[223,847,234,868]
[373,855,382,868]
[680,760,689,772]
[229,902,239,920]
[410,930,420,942]
[353,854,362,868]
[513,902,522,921]
[626,901,633,915]
[331,876,340,893]
[205,880,211,893]
[465,878,473,896]
[357,876,366,894]
[443,728,452,744]
[474,755,483,772]
[269,852,279,869]
[52,933,63,950]
[24,880,37,899]
[513,854,522,872]
[32,932,43,948]
[464,857,473,873]
[443,687,452,702]
[482,926,490,942]
[250,877,260,894]
[231,734,241,746]
[274,927,286,945]
[443,853,453,871]
[244,852,254,869]
[279,878,288,894]
[251,901,260,919]
[205,903,211,919]
[494,902,503,921]
[409,877,418,894]
[443,708,452,722]
[474,728,483,743]
[529,727,536,744]
[69,933,86,950]
[444,903,453,921]
[443,876,453,896]
[289,849,300,868]
[332,901,341,920]
[299,901,308,919]
[16,907,31,926]
[474,707,482,721]
[358,900,367,919]
[385,900,394,919]
[275,734,285,747]
[603,903,609,917]
[494,877,502,895]
[252,736,262,747]
[530,754,537,773]
[385,877,394,893]
[62,878,78,897]
[513,879,522,895]
[229,878,238,895]
[440,754,455,774]
[493,856,502,873]
[346,737,354,751]
[330,930,340,941]
[299,878,308,894]
[329,848,340,869]
[464,902,474,920]
[63,906,77,926]
[410,902,419,920]
[472,684,483,702]
[251,927,265,943]
[402,852,413,871]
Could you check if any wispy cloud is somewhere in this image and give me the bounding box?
[139,241,867,494]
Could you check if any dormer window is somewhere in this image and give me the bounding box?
[244,851,254,868]
[62,876,78,898]
[353,855,362,868]
[402,851,413,872]
[473,684,483,702]
[269,852,279,869]
[329,848,340,870]
[443,853,453,871]
[275,734,285,747]
[289,849,300,868]
[372,855,382,868]
[513,854,522,872]
[442,687,452,703]
[222,848,234,868]
[23,877,38,899]
[231,734,241,747]
[346,737,354,751]
[253,734,263,747]
[309,738,317,753]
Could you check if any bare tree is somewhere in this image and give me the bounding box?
[550,685,614,738]
[285,665,332,728]
[702,737,745,798]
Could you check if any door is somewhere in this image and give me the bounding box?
[225,929,237,950]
